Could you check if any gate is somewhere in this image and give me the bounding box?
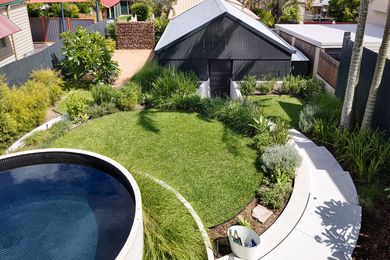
[209,59,232,98]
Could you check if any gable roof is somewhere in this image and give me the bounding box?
[155,0,295,54]
[169,0,259,20]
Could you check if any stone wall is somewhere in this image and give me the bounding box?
[116,21,155,49]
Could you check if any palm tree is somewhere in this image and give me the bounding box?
[361,5,390,129]
[339,0,369,129]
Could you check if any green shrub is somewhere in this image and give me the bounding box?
[173,94,202,112]
[60,27,119,89]
[91,84,115,105]
[250,116,289,152]
[85,102,119,119]
[105,22,117,41]
[46,3,80,18]
[75,2,91,13]
[148,68,198,108]
[281,75,307,95]
[154,17,168,43]
[260,144,301,181]
[257,9,275,27]
[115,82,142,111]
[66,95,88,123]
[258,178,292,209]
[299,93,341,134]
[197,98,227,118]
[130,2,153,21]
[304,77,323,100]
[257,80,274,95]
[132,62,165,92]
[298,104,320,133]
[217,98,260,136]
[30,70,64,105]
[240,75,257,96]
[333,128,390,183]
[278,4,301,24]
[117,15,132,21]
[0,77,52,150]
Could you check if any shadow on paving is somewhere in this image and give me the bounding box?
[314,199,361,260]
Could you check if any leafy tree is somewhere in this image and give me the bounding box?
[263,0,298,23]
[154,17,169,42]
[279,4,301,23]
[328,0,361,22]
[27,3,46,17]
[75,2,93,14]
[130,2,153,21]
[257,9,275,27]
[60,28,119,89]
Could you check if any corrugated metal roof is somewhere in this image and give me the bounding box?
[155,0,295,54]
[169,0,259,20]
[291,47,309,61]
[0,13,21,39]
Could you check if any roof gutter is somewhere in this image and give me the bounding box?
[0,0,24,7]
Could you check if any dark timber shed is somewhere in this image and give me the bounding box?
[154,0,308,97]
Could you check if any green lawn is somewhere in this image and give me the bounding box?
[249,95,303,128]
[54,90,93,114]
[49,110,261,227]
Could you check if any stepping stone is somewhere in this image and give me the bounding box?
[252,205,273,224]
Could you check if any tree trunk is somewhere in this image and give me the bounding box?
[339,0,369,129]
[361,5,390,129]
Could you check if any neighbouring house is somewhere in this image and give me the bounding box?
[169,0,259,20]
[103,0,122,19]
[0,0,34,67]
[306,0,330,21]
[275,0,389,90]
[155,0,308,98]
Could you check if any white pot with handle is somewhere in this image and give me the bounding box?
[228,225,260,260]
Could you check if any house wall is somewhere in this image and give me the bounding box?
[157,16,292,81]
[0,3,34,67]
[366,0,389,27]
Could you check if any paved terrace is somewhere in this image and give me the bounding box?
[218,129,361,260]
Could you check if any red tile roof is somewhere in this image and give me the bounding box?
[27,0,87,3]
[0,13,21,39]
[101,0,119,8]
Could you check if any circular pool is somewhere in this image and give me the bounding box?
[0,149,143,260]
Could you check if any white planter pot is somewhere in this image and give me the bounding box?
[228,225,260,260]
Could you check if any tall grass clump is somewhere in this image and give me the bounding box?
[240,75,257,96]
[132,62,165,92]
[138,175,206,260]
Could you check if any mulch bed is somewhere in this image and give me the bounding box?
[352,198,390,259]
[208,197,283,257]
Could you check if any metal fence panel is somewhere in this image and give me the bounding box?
[335,36,390,133]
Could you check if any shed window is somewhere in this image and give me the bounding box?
[0,38,6,49]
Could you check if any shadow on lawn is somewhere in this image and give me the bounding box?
[138,109,160,133]
[314,199,361,260]
[278,101,302,128]
[222,125,241,156]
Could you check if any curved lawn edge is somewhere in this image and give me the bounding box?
[141,171,215,260]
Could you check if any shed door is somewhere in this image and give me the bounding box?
[209,60,232,98]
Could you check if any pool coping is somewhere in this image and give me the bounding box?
[0,148,144,260]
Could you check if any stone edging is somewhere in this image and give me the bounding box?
[140,172,215,260]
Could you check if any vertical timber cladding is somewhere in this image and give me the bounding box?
[156,16,292,80]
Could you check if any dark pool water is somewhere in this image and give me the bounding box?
[0,163,135,260]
